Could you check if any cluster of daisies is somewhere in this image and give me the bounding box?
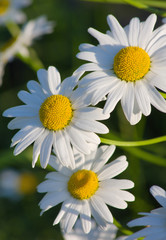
[0,0,54,85]
[2,11,166,240]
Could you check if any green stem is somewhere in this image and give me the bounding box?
[113,218,133,235]
[100,135,166,147]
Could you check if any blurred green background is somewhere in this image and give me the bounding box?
[0,0,166,239]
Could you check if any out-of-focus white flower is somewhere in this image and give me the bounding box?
[127,185,166,240]
[61,219,119,240]
[0,0,31,25]
[37,145,134,233]
[0,16,54,85]
[0,168,38,200]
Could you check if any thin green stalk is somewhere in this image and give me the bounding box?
[100,135,166,147]
[113,218,133,235]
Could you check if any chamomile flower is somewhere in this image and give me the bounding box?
[127,185,166,240]
[0,169,37,200]
[37,145,135,233]
[0,0,31,25]
[3,66,109,168]
[61,219,118,240]
[0,16,54,85]
[76,14,166,125]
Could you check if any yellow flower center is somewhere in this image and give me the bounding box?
[18,173,38,195]
[39,95,73,131]
[68,170,99,200]
[113,46,151,82]
[0,0,10,15]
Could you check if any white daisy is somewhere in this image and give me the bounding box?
[127,185,166,240]
[0,0,31,25]
[3,66,109,168]
[37,145,135,233]
[0,168,37,199]
[76,14,166,125]
[0,16,54,86]
[61,219,118,240]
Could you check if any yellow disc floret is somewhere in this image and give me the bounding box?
[18,173,38,195]
[39,95,73,131]
[68,169,99,200]
[113,46,151,82]
[0,0,10,15]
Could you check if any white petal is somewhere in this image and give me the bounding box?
[92,145,116,172]
[103,80,126,114]
[72,118,109,134]
[138,14,157,49]
[37,68,52,95]
[90,195,113,222]
[88,27,115,45]
[79,70,110,87]
[13,127,44,155]
[126,226,164,240]
[48,66,61,94]
[11,124,40,146]
[146,28,166,55]
[107,15,128,45]
[76,63,109,73]
[77,46,113,68]
[8,117,35,130]
[40,131,54,168]
[150,185,166,208]
[27,80,46,100]
[101,179,134,190]
[37,180,66,193]
[48,155,72,176]
[32,130,49,168]
[3,105,38,117]
[90,203,107,229]
[53,198,74,225]
[74,107,109,120]
[46,172,69,183]
[18,90,43,106]
[60,71,84,97]
[97,188,129,209]
[97,156,128,180]
[147,83,166,112]
[67,126,92,154]
[53,131,75,168]
[61,199,82,232]
[135,80,151,116]
[128,17,140,46]
[80,200,91,234]
[39,191,69,213]
[121,82,135,124]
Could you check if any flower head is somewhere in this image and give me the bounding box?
[0,0,31,25]
[76,14,166,125]
[127,185,166,240]
[37,145,134,233]
[3,66,109,168]
[61,219,118,240]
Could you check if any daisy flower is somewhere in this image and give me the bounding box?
[37,145,135,233]
[3,66,109,168]
[0,0,31,25]
[127,185,166,240]
[61,219,118,240]
[0,168,37,200]
[76,14,166,125]
[0,16,54,85]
